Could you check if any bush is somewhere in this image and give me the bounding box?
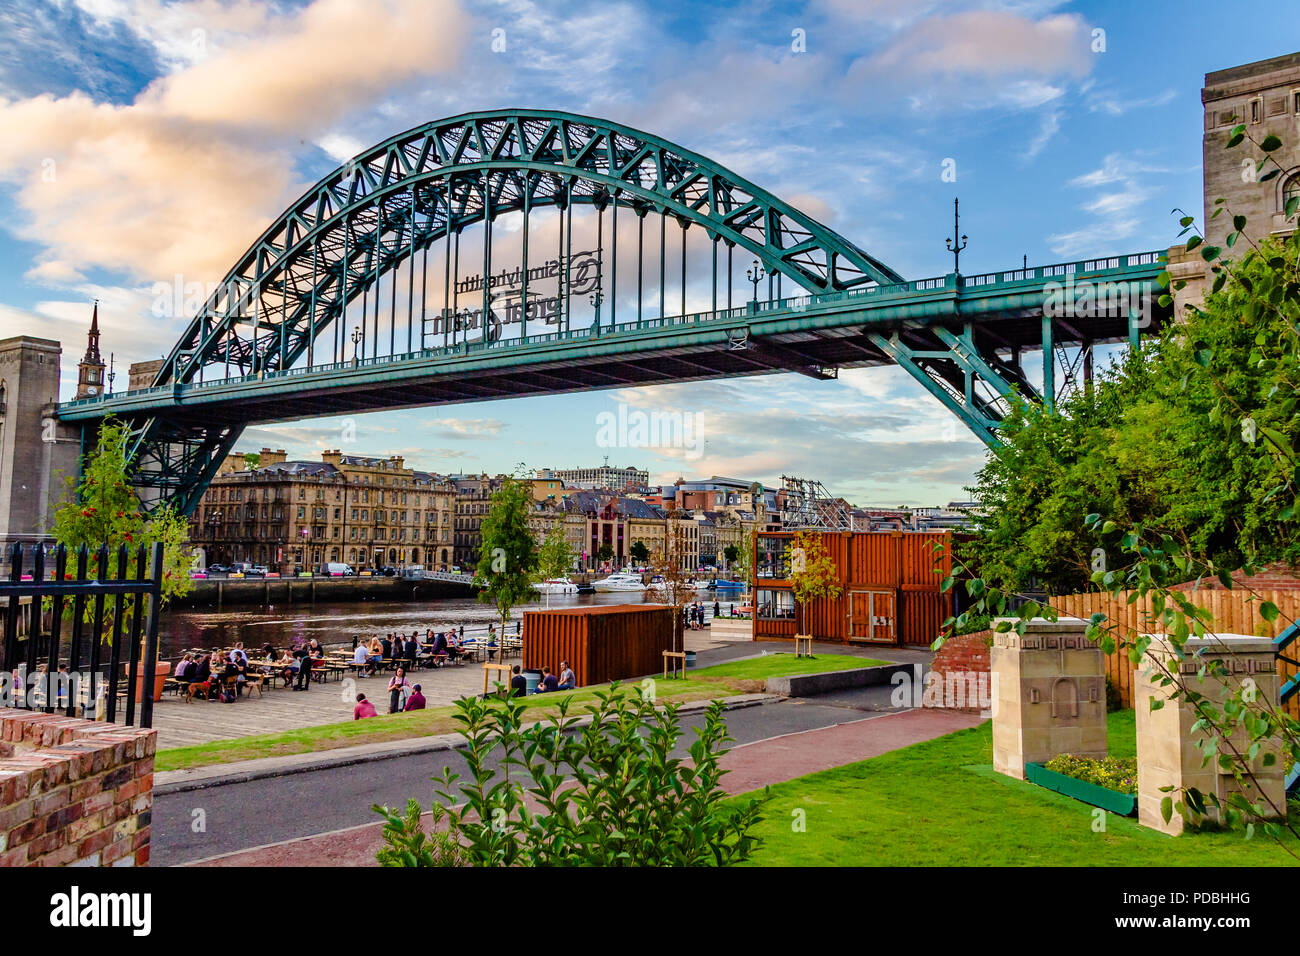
[1044,754,1137,795]
[373,683,768,866]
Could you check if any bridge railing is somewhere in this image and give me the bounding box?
[60,250,1167,410]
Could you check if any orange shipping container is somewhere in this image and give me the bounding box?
[753,530,953,647]
[522,604,680,687]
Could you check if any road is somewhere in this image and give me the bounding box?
[152,685,903,866]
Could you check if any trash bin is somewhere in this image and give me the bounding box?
[685,651,697,669]
[523,670,542,694]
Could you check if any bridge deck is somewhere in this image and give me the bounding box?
[60,251,1167,426]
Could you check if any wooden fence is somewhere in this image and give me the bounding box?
[1056,588,1299,717]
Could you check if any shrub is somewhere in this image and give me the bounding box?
[373,683,768,866]
[1044,753,1138,795]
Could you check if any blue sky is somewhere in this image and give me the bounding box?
[0,0,1295,505]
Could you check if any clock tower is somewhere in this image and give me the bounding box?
[76,301,106,399]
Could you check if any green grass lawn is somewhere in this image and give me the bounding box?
[156,650,888,772]
[738,709,1299,866]
[689,653,889,682]
[155,676,732,772]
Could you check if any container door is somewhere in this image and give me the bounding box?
[848,589,896,644]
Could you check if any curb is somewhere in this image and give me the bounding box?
[765,662,917,697]
[155,693,781,796]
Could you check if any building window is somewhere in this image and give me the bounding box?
[756,536,792,579]
[1284,173,1300,215]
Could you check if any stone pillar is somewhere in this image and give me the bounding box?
[991,617,1107,780]
[1135,635,1285,835]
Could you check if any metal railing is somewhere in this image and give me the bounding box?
[60,249,1166,411]
[1,542,165,729]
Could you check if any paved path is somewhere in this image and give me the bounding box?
[167,697,978,867]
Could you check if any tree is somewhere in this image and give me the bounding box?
[723,543,740,569]
[789,530,843,646]
[49,417,194,640]
[947,121,1300,847]
[475,476,539,637]
[596,542,615,565]
[534,525,572,608]
[648,511,695,653]
[629,540,650,564]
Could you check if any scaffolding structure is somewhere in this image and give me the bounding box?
[778,475,853,531]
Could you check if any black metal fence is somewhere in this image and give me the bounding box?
[1,542,164,728]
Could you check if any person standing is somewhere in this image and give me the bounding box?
[387,667,411,714]
[294,644,313,691]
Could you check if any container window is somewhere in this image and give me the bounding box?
[756,536,792,579]
[756,589,795,620]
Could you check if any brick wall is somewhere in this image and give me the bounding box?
[0,709,156,867]
[925,629,991,712]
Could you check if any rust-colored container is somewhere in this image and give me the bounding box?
[522,604,679,687]
[753,530,954,647]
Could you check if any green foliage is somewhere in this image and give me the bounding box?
[475,476,539,630]
[723,543,740,566]
[376,684,768,866]
[789,531,843,634]
[373,799,467,867]
[535,525,572,581]
[242,451,261,469]
[1043,754,1138,795]
[596,542,615,563]
[947,128,1300,848]
[49,417,194,637]
[629,540,650,563]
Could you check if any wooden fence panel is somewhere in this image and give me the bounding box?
[1056,589,1298,717]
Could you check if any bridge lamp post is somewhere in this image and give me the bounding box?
[945,197,968,277]
[350,327,364,366]
[747,260,766,312]
[590,291,603,335]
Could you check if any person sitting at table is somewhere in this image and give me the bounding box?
[509,665,527,698]
[367,635,384,670]
[174,653,193,682]
[353,692,377,720]
[229,643,249,666]
[274,648,295,686]
[352,641,372,677]
[381,634,393,660]
[486,625,498,661]
[308,639,325,659]
[404,683,426,711]
[537,667,559,694]
[404,633,419,669]
[261,643,276,662]
[556,662,575,691]
[188,653,210,686]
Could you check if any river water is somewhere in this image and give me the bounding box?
[157,588,752,658]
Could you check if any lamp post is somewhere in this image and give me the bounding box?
[590,290,603,336]
[746,259,766,308]
[350,327,364,365]
[945,197,968,277]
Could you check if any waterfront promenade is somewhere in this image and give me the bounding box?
[149,624,737,749]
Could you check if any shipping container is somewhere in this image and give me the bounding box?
[522,604,680,687]
[753,530,953,647]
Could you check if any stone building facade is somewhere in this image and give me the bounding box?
[1202,52,1300,248]
[190,448,455,572]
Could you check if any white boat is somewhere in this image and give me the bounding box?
[535,576,579,594]
[592,572,647,592]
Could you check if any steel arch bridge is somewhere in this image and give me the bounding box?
[59,108,1170,515]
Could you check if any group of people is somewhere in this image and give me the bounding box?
[352,666,428,719]
[684,601,717,630]
[172,639,329,699]
[506,661,576,697]
[350,628,481,677]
